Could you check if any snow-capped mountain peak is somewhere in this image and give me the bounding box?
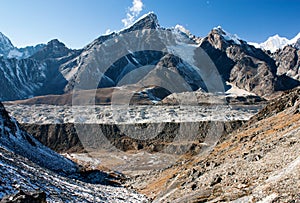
[0,32,14,56]
[289,32,300,44]
[174,24,191,36]
[122,12,160,32]
[134,12,159,27]
[212,26,242,45]
[250,32,300,53]
[252,34,289,53]
[0,31,45,59]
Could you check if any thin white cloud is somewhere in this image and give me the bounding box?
[122,0,144,27]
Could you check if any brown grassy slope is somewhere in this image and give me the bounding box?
[129,88,300,202]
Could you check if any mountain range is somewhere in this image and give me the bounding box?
[0,12,299,102]
[1,12,299,202]
[250,33,300,53]
[0,32,45,59]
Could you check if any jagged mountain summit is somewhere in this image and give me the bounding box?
[0,12,299,102]
[0,32,14,57]
[0,39,81,101]
[0,32,45,59]
[250,32,300,53]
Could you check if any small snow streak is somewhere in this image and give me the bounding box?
[122,0,144,27]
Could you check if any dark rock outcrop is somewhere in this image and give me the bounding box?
[295,38,300,49]
[0,190,47,203]
[273,45,300,81]
[199,27,299,97]
[22,121,244,154]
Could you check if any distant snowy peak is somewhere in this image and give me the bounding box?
[250,32,300,53]
[123,12,160,32]
[0,31,45,59]
[250,34,289,53]
[289,32,300,44]
[8,44,46,59]
[133,12,159,28]
[212,26,242,45]
[0,32,14,56]
[174,24,191,36]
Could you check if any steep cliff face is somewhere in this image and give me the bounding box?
[22,121,244,154]
[199,27,299,97]
[0,32,14,57]
[0,57,47,101]
[0,39,80,101]
[273,45,300,81]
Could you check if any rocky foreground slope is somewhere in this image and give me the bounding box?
[127,87,300,202]
[0,102,148,202]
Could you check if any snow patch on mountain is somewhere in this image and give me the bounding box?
[0,32,45,59]
[0,102,148,201]
[7,49,23,58]
[174,24,192,37]
[213,26,242,45]
[0,32,14,57]
[0,102,78,173]
[290,32,300,44]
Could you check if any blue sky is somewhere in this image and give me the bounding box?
[1,0,299,48]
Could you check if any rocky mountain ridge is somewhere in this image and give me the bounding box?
[0,13,299,101]
[0,32,45,59]
[250,32,300,53]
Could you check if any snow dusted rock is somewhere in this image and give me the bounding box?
[0,102,148,202]
[0,32,45,59]
[8,44,45,59]
[0,146,148,202]
[294,38,300,49]
[0,32,14,57]
[0,57,48,101]
[273,45,300,81]
[0,38,80,101]
[199,27,300,97]
[0,102,78,174]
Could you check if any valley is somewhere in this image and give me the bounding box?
[0,6,299,203]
